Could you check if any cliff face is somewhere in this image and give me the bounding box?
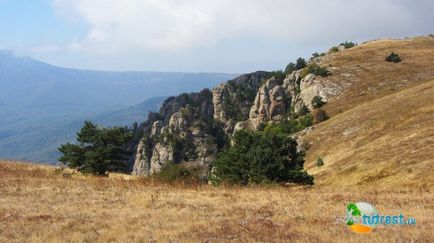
[131,66,341,176]
[132,72,271,175]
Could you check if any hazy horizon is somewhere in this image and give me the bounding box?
[1,0,433,73]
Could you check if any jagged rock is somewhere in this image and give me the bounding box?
[292,96,307,114]
[151,120,163,136]
[299,74,342,109]
[150,143,173,174]
[169,111,189,134]
[131,68,345,177]
[249,77,288,129]
[212,83,228,123]
[287,69,303,82]
[132,140,150,176]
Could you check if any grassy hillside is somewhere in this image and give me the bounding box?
[303,36,434,188]
[305,79,434,188]
[317,36,434,116]
[0,161,432,242]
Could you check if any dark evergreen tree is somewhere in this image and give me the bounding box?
[385,52,401,63]
[311,95,326,108]
[58,121,133,175]
[284,62,296,74]
[211,130,313,185]
[295,58,307,70]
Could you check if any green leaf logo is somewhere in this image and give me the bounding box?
[347,203,361,217]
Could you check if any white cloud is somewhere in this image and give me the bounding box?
[51,0,431,54]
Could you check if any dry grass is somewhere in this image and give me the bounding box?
[319,36,434,116]
[302,36,434,188]
[304,78,434,188]
[0,161,433,242]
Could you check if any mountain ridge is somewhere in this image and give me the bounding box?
[0,51,236,163]
[130,35,434,188]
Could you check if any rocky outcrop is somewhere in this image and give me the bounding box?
[282,69,343,111]
[151,121,163,136]
[149,143,173,174]
[246,77,289,129]
[132,88,224,176]
[131,67,344,176]
[211,71,269,133]
[132,140,150,176]
[212,83,228,123]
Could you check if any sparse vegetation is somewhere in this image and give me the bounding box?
[329,41,356,53]
[329,46,339,53]
[58,121,132,175]
[311,95,326,108]
[385,52,402,63]
[295,57,307,70]
[263,115,313,135]
[284,57,307,75]
[298,104,310,116]
[284,62,296,74]
[312,109,329,123]
[157,162,202,184]
[316,158,324,167]
[340,41,357,49]
[300,63,331,79]
[165,134,197,163]
[267,70,286,85]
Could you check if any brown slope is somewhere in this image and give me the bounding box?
[317,36,434,116]
[304,78,434,188]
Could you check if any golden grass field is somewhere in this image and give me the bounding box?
[302,36,434,188]
[0,161,433,243]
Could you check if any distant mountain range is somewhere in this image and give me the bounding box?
[0,50,236,163]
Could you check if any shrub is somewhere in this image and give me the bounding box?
[165,134,197,163]
[285,57,308,74]
[340,41,356,49]
[312,109,329,123]
[311,52,320,59]
[316,158,324,167]
[211,130,313,185]
[329,46,339,53]
[300,64,331,79]
[157,162,202,184]
[58,121,132,175]
[385,52,401,63]
[269,70,285,85]
[298,104,310,116]
[311,95,326,108]
[284,62,296,74]
[295,57,307,70]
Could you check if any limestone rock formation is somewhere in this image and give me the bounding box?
[149,143,173,174]
[249,77,289,129]
[132,140,150,176]
[131,67,343,176]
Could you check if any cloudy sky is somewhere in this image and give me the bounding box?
[1,0,433,73]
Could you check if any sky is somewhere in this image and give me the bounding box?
[0,0,433,73]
